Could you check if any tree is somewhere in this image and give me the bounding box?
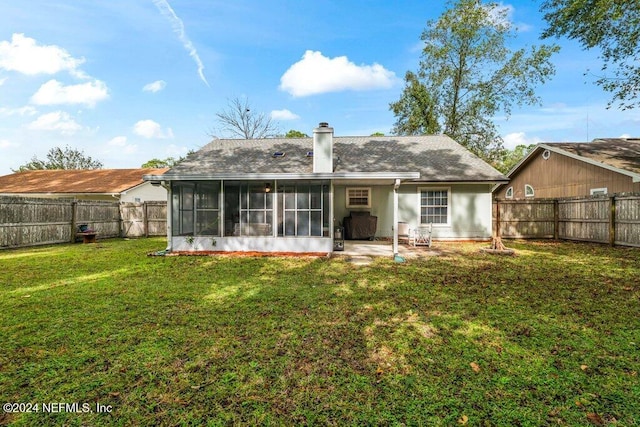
[141,150,196,168]
[212,97,280,139]
[390,71,440,136]
[541,0,640,109]
[390,0,559,163]
[495,143,536,173]
[285,130,308,138]
[15,146,103,171]
[370,132,386,136]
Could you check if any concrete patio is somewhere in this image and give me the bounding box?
[332,240,440,264]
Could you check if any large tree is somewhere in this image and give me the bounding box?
[541,0,640,110]
[212,97,280,139]
[15,146,103,171]
[390,0,559,163]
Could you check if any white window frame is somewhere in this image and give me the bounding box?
[505,186,513,199]
[346,187,371,208]
[525,184,535,198]
[418,187,451,226]
[590,187,608,196]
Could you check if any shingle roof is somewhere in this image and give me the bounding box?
[0,168,169,194]
[545,138,640,175]
[165,135,506,182]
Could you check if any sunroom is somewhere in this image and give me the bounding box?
[169,179,333,253]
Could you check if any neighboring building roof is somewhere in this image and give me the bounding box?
[162,135,507,182]
[0,168,169,194]
[504,138,640,182]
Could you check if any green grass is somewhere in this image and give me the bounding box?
[1,238,639,426]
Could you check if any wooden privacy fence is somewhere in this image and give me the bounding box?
[0,197,167,249]
[494,194,640,247]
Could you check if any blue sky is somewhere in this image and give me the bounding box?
[1,0,638,175]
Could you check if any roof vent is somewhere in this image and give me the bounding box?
[306,151,313,157]
[272,151,286,158]
[318,122,329,128]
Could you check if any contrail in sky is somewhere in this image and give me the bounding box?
[153,0,209,86]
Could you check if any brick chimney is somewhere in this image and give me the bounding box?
[313,122,333,173]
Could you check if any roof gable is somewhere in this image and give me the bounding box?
[505,139,640,182]
[0,168,169,194]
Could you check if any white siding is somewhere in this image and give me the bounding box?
[120,182,168,203]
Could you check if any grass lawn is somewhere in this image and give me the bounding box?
[1,238,639,426]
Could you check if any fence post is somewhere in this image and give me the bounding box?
[495,200,501,238]
[144,202,149,238]
[553,199,559,240]
[609,196,616,246]
[70,200,77,243]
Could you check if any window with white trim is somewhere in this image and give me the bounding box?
[346,187,371,208]
[525,184,534,198]
[419,188,450,225]
[505,187,513,199]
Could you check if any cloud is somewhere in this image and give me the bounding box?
[0,106,37,116]
[271,109,300,120]
[279,50,399,97]
[133,119,174,139]
[0,139,18,149]
[502,132,542,149]
[143,80,167,93]
[27,111,82,135]
[0,77,6,86]
[153,0,208,86]
[0,33,85,77]
[486,3,532,32]
[30,79,109,107]
[108,136,128,146]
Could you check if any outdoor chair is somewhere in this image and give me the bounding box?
[409,223,432,247]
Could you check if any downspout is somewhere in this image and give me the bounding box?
[393,179,400,258]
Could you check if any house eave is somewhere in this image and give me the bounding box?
[144,172,421,182]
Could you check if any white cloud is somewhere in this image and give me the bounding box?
[0,33,85,77]
[486,3,532,32]
[143,80,167,93]
[502,132,542,149]
[0,106,37,116]
[27,111,82,135]
[108,136,128,146]
[279,50,399,97]
[0,139,18,149]
[153,0,208,86]
[165,144,189,157]
[271,109,299,120]
[0,77,6,86]
[30,79,109,108]
[133,119,174,139]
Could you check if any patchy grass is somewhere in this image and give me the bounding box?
[1,238,639,426]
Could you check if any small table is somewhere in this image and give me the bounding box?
[76,232,97,243]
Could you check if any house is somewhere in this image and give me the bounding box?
[144,123,508,254]
[494,138,640,199]
[0,168,169,202]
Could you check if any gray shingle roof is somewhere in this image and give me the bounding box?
[165,134,507,182]
[546,138,640,175]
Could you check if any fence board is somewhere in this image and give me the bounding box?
[0,197,167,249]
[494,194,640,247]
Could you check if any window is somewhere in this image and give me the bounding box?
[172,182,221,236]
[224,182,273,236]
[590,187,608,196]
[505,187,513,199]
[525,184,535,198]
[346,187,371,208]
[419,188,450,225]
[278,181,330,237]
[195,183,220,235]
[542,149,551,160]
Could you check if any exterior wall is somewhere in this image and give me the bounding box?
[171,236,332,253]
[120,182,168,203]
[497,149,640,199]
[335,183,493,240]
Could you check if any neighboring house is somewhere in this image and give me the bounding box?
[494,138,640,199]
[144,123,508,254]
[0,168,169,202]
